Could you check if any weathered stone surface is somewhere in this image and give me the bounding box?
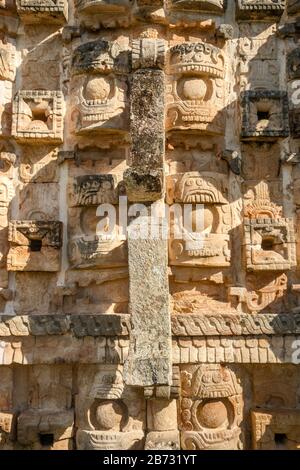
[1,0,300,452]
[124,217,172,388]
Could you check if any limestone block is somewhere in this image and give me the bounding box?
[7,221,62,272]
[130,70,165,170]
[241,91,289,140]
[12,91,64,144]
[124,217,172,388]
[0,42,15,82]
[17,410,74,448]
[251,410,300,450]
[236,0,285,20]
[145,431,180,450]
[243,218,296,272]
[76,430,144,450]
[16,0,68,24]
[169,0,226,12]
[132,39,166,70]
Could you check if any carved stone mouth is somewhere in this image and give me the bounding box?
[84,99,109,106]
[184,192,215,203]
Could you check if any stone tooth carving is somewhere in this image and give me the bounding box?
[167,43,225,134]
[169,0,226,12]
[69,175,119,207]
[12,91,64,144]
[180,365,243,450]
[241,91,289,140]
[71,40,130,135]
[16,0,68,24]
[7,221,63,272]
[236,0,285,20]
[251,410,300,450]
[243,201,296,272]
[167,172,229,204]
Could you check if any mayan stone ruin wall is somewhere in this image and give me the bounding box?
[1,0,300,451]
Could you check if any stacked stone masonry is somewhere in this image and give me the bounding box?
[1,0,300,450]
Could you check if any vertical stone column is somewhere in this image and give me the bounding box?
[124,39,172,389]
[124,38,166,202]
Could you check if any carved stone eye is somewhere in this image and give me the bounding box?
[197,399,228,429]
[85,76,111,100]
[94,400,124,431]
[182,78,207,101]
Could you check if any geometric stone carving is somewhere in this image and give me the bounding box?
[166,43,225,134]
[74,0,132,29]
[241,91,289,139]
[12,91,64,144]
[7,221,63,272]
[132,39,166,70]
[243,218,296,271]
[17,410,74,449]
[180,365,243,450]
[16,0,68,24]
[229,273,288,314]
[236,0,285,20]
[251,410,300,450]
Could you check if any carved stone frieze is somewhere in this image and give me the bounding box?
[12,91,64,144]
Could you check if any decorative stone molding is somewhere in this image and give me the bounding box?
[16,0,68,24]
[12,91,64,144]
[7,221,63,272]
[169,0,226,13]
[236,0,285,20]
[243,218,296,272]
[241,91,289,140]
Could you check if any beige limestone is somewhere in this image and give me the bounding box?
[1,0,300,451]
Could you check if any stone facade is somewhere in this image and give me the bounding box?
[1,0,300,451]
